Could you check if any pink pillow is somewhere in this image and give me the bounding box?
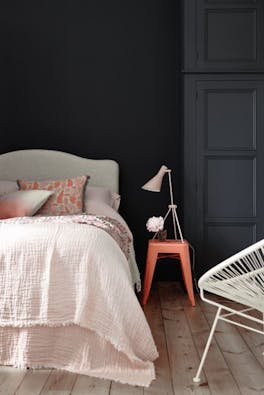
[18,175,89,216]
[0,190,53,219]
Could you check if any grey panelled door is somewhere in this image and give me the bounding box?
[184,75,264,275]
[183,0,264,72]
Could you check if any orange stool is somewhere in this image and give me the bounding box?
[142,239,195,306]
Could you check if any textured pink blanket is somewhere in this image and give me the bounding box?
[0,215,158,386]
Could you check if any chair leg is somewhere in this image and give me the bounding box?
[142,249,158,305]
[262,312,264,355]
[193,307,222,383]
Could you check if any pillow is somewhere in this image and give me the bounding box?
[18,175,89,216]
[0,181,19,196]
[0,190,53,219]
[85,186,121,212]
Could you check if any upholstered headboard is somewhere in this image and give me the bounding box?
[0,150,119,193]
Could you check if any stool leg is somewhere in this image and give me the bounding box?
[142,248,158,305]
[179,246,196,307]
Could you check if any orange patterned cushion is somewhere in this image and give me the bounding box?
[18,175,89,216]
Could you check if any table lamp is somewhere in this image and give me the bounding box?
[142,165,183,242]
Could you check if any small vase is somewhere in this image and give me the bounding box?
[157,229,167,241]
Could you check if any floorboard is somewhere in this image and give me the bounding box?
[143,283,174,395]
[110,382,143,395]
[0,367,26,395]
[14,369,52,395]
[0,282,263,395]
[158,282,211,395]
[39,370,77,395]
[198,297,264,395]
[181,289,242,395]
[71,375,111,395]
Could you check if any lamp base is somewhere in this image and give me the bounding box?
[163,204,184,242]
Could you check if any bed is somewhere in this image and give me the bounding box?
[0,149,158,387]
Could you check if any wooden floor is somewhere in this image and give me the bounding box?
[1,281,264,395]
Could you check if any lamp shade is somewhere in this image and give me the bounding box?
[142,165,168,192]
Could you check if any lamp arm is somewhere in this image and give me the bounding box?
[167,170,175,207]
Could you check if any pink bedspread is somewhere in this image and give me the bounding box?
[0,215,158,386]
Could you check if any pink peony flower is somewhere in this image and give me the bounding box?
[146,216,164,232]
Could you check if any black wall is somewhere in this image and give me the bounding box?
[0,1,181,275]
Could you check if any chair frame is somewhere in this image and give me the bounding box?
[193,239,264,383]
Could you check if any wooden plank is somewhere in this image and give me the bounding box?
[2,283,263,395]
[181,290,242,395]
[229,306,264,369]
[39,370,77,395]
[143,283,174,395]
[197,296,264,368]
[157,281,183,311]
[198,297,264,395]
[110,382,143,395]
[158,282,211,395]
[71,375,110,395]
[238,325,264,368]
[14,369,52,395]
[0,367,26,395]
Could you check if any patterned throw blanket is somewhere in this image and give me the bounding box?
[1,214,131,260]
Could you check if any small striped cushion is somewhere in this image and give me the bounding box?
[0,190,53,219]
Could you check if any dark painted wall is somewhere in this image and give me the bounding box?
[0,1,181,276]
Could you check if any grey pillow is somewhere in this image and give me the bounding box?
[85,186,120,211]
[0,181,19,196]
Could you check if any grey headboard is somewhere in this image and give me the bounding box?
[0,149,119,193]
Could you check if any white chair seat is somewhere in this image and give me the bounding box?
[193,239,264,383]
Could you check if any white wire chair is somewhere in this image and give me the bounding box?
[193,239,264,383]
